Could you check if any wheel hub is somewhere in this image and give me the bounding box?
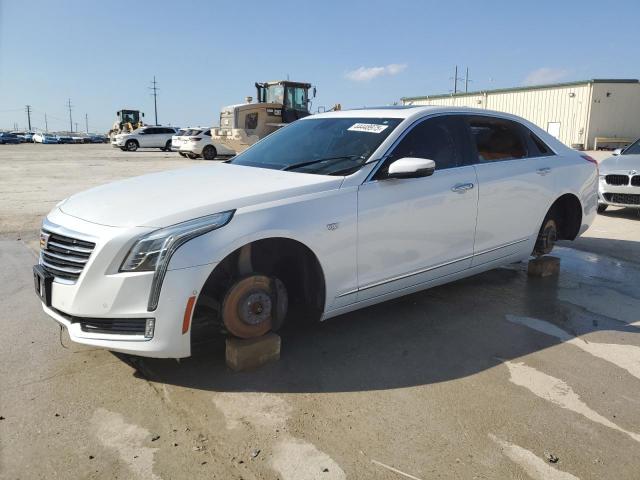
[536,220,557,255]
[240,291,272,325]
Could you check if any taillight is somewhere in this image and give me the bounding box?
[581,154,599,175]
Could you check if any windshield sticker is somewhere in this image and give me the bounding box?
[348,123,389,134]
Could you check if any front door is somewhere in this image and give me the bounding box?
[356,115,478,301]
[138,128,155,148]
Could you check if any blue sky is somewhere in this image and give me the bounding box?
[1,0,638,132]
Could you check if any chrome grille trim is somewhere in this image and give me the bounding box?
[40,228,96,281]
[47,240,93,254]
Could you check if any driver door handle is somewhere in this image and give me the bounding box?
[451,182,474,193]
[536,167,552,176]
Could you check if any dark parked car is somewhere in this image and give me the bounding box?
[0,132,22,144]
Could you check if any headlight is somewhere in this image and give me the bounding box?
[120,211,234,311]
[121,211,234,272]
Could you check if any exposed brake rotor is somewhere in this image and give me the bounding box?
[222,275,287,338]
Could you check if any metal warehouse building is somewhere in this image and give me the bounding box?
[401,79,640,150]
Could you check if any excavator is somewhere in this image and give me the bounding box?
[212,80,340,154]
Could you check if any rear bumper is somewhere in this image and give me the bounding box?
[179,142,203,155]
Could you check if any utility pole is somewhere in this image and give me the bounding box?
[454,65,458,94]
[85,113,89,133]
[67,98,73,132]
[149,76,159,125]
[465,67,469,92]
[75,122,78,132]
[44,113,48,132]
[25,105,32,130]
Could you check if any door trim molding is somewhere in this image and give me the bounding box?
[337,236,530,298]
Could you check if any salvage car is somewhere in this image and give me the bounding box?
[178,127,235,160]
[33,132,59,144]
[112,126,178,152]
[34,106,597,358]
[0,132,22,144]
[598,137,640,212]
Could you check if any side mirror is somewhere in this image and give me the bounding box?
[386,157,436,179]
[313,87,317,98]
[612,148,622,156]
[142,113,145,118]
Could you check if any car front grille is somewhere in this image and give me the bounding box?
[604,193,640,205]
[632,176,640,187]
[605,174,629,186]
[40,230,95,281]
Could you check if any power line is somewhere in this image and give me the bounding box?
[67,98,73,132]
[25,105,32,130]
[149,76,159,125]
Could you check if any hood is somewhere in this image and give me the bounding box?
[59,163,342,228]
[600,154,640,174]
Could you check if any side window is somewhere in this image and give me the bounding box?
[145,128,158,135]
[245,112,258,130]
[387,116,464,172]
[525,130,554,157]
[204,129,211,136]
[467,116,527,162]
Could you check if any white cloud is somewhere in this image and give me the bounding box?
[523,67,569,86]
[345,63,407,82]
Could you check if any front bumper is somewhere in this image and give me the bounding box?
[598,176,640,208]
[111,138,127,147]
[37,210,216,358]
[41,263,213,358]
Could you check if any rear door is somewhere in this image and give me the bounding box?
[356,115,478,301]
[465,115,557,265]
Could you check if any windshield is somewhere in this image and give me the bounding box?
[230,117,402,175]
[121,111,139,124]
[623,138,640,155]
[264,85,285,104]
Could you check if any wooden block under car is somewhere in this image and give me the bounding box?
[225,333,281,371]
[527,256,560,277]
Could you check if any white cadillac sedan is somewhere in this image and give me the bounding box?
[34,106,598,358]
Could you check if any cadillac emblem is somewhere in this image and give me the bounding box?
[39,232,50,250]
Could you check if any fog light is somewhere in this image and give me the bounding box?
[145,318,155,339]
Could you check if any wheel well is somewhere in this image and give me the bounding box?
[547,193,582,240]
[192,238,326,342]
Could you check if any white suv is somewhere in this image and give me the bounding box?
[34,106,597,358]
[178,128,235,160]
[112,126,178,152]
